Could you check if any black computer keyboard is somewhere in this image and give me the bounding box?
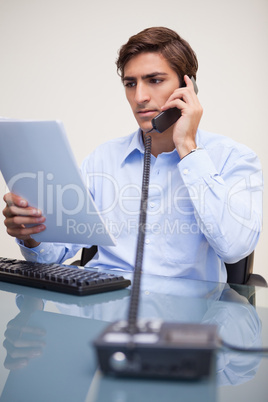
[0,257,131,296]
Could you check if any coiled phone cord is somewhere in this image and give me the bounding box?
[127,133,152,334]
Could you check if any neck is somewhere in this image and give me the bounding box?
[143,128,175,157]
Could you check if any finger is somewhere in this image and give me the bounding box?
[4,332,46,349]
[3,193,28,208]
[12,339,46,349]
[6,323,46,337]
[5,223,46,239]
[163,88,184,106]
[164,88,196,108]
[5,215,46,228]
[4,336,46,349]
[3,340,44,358]
[163,76,198,108]
[4,355,29,370]
[7,348,43,359]
[184,74,194,89]
[162,90,201,116]
[3,204,42,219]
[161,98,186,112]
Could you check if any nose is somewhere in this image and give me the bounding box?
[134,82,150,105]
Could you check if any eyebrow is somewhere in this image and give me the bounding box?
[123,72,168,82]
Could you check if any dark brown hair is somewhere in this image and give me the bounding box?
[116,27,198,84]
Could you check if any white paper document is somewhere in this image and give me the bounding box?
[0,119,115,246]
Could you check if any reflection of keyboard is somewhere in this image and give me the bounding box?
[0,257,131,296]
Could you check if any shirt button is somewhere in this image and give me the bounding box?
[149,202,155,208]
[30,252,35,256]
[145,239,150,244]
[40,249,45,254]
[183,168,189,175]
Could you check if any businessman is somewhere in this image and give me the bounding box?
[2,27,263,282]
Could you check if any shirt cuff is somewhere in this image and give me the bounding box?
[178,148,222,185]
[16,239,54,263]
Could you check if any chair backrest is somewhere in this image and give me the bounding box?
[225,252,254,285]
[81,246,98,266]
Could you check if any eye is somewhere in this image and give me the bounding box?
[124,81,136,88]
[149,78,163,84]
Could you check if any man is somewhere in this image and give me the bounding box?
[2,27,263,282]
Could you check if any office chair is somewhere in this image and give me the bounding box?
[73,247,267,287]
[225,251,267,304]
[225,252,267,287]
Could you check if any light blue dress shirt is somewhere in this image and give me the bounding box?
[18,128,263,282]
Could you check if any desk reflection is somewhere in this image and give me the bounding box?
[0,276,263,402]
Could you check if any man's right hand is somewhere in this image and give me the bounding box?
[2,193,46,248]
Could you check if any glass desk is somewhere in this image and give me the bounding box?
[0,269,267,402]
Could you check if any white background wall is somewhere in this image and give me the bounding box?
[0,0,267,281]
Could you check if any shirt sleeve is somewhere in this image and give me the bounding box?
[178,148,263,263]
[16,239,83,264]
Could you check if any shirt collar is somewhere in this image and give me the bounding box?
[120,128,203,166]
[120,128,144,166]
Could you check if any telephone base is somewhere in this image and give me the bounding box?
[94,320,218,380]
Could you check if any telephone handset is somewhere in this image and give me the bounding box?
[151,76,198,133]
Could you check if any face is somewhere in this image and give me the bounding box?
[123,52,180,133]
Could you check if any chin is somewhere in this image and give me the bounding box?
[139,123,153,133]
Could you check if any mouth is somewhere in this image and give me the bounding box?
[137,109,158,118]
